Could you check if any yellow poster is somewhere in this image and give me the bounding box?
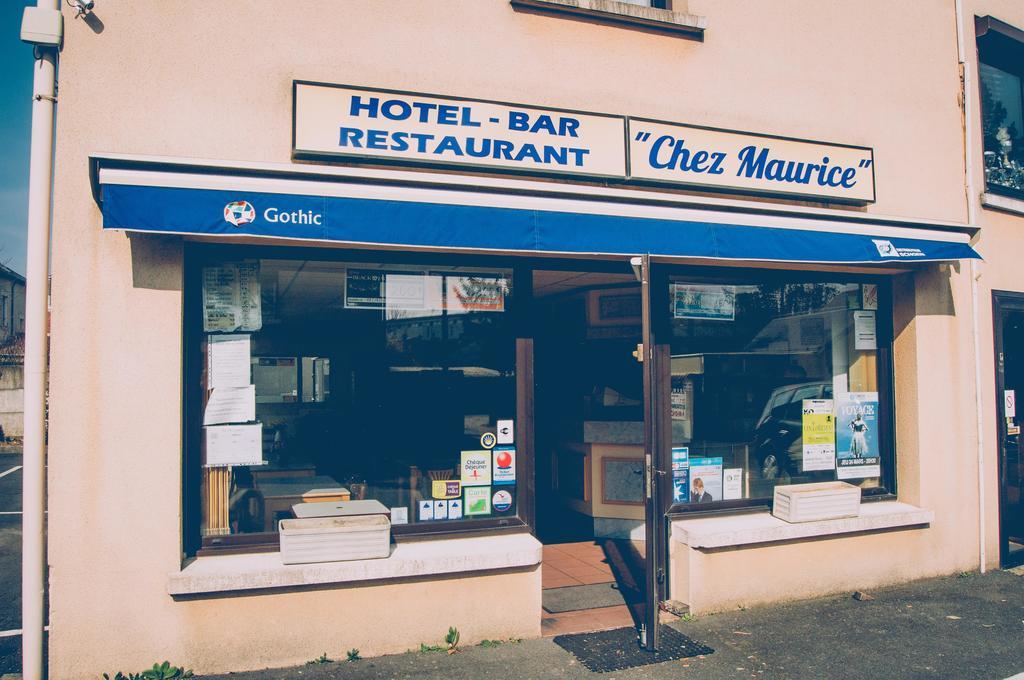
[802,399,836,471]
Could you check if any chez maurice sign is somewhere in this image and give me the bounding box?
[293,81,876,203]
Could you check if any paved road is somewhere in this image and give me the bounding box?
[0,453,25,674]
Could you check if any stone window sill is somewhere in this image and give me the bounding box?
[981,192,1024,218]
[167,533,542,596]
[510,0,706,38]
[670,501,933,550]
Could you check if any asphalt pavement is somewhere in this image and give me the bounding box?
[204,569,1024,680]
[0,452,25,675]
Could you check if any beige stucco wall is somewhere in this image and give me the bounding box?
[671,525,939,615]
[962,0,1024,573]
[44,1,1004,677]
[57,565,539,675]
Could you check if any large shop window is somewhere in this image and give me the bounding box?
[666,276,893,509]
[190,255,517,551]
[978,18,1024,198]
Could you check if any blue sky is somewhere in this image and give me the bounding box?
[1,1,38,277]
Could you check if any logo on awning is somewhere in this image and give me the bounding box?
[872,238,926,259]
[872,239,899,258]
[223,200,256,226]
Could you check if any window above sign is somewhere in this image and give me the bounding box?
[977,15,1024,200]
[509,0,705,39]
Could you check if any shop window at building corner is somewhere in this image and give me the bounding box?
[666,276,894,511]
[190,255,517,552]
[977,17,1024,199]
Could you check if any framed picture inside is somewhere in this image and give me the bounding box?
[586,289,642,327]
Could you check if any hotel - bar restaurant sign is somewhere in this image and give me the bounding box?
[293,81,876,203]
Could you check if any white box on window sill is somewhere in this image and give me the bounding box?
[772,482,861,523]
[279,515,390,565]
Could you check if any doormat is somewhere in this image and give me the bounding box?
[543,583,627,613]
[552,625,714,673]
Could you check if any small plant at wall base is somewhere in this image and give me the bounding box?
[445,626,461,655]
[420,643,446,653]
[419,627,461,654]
[346,649,361,662]
[103,662,194,680]
[306,653,332,665]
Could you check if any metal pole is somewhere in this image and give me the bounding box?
[953,0,986,575]
[23,1,59,676]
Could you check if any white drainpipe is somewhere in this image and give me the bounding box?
[22,0,59,676]
[954,0,986,574]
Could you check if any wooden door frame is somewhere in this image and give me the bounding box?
[641,256,673,651]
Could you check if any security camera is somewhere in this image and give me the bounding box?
[67,0,95,17]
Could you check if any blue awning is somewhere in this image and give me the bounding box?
[95,159,981,265]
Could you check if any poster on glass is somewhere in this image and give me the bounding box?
[801,398,836,471]
[672,447,689,503]
[202,262,262,333]
[446,275,507,313]
[672,284,736,321]
[835,392,880,479]
[689,456,723,503]
[344,269,431,310]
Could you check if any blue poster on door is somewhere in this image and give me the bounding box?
[672,447,689,503]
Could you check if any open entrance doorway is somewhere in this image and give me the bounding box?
[532,269,651,636]
[994,292,1024,568]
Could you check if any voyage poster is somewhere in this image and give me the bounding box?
[835,392,880,479]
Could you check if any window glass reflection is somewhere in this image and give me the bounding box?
[669,280,884,505]
[199,259,515,541]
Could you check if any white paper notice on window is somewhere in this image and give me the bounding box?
[236,261,263,331]
[202,266,239,332]
[496,419,514,445]
[723,468,743,500]
[205,423,263,467]
[202,262,262,333]
[390,507,409,525]
[203,385,256,426]
[853,310,877,350]
[207,334,251,389]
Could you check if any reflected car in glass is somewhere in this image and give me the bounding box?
[751,381,833,480]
